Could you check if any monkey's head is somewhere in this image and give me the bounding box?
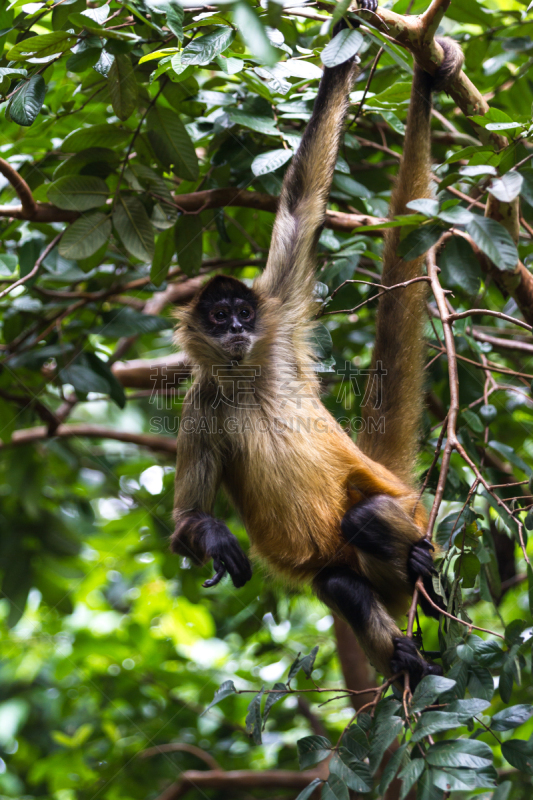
[193,275,259,360]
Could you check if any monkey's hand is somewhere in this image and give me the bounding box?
[202,525,252,589]
[407,539,436,584]
[391,637,442,689]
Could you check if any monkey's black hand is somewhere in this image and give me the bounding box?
[407,539,435,584]
[202,526,252,589]
[391,637,442,690]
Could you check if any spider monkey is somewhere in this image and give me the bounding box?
[171,15,464,686]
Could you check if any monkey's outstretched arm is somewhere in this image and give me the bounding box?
[254,42,359,316]
[171,418,252,589]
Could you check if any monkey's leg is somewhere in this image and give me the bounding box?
[341,495,445,618]
[313,567,439,686]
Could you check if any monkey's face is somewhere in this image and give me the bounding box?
[196,276,258,360]
[206,297,256,358]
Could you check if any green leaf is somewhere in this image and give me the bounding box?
[467,665,494,701]
[501,739,533,774]
[108,53,138,121]
[446,698,491,721]
[406,198,439,217]
[492,704,533,731]
[227,109,278,135]
[322,774,349,800]
[60,363,110,395]
[53,147,120,179]
[174,214,203,276]
[437,205,474,225]
[299,645,319,677]
[294,779,323,800]
[251,148,292,176]
[343,724,369,760]
[411,711,463,742]
[461,409,484,434]
[84,352,126,409]
[439,235,481,294]
[6,75,46,126]
[488,172,523,203]
[201,680,236,715]
[426,739,492,769]
[333,174,371,199]
[492,781,512,800]
[181,26,235,66]
[330,750,372,793]
[459,164,498,177]
[262,683,288,727]
[151,227,175,287]
[166,1,184,42]
[62,124,131,152]
[66,46,101,73]
[96,307,172,338]
[410,675,456,713]
[378,743,408,796]
[58,212,112,259]
[7,30,76,60]
[368,716,403,773]
[245,688,263,744]
[52,723,94,749]
[0,254,18,275]
[466,216,518,271]
[297,735,332,769]
[232,2,277,66]
[321,28,363,68]
[431,766,496,792]
[48,176,108,211]
[113,196,155,261]
[148,106,199,181]
[398,758,425,800]
[397,224,442,260]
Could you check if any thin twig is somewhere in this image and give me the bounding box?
[0,232,63,301]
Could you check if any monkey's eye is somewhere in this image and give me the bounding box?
[214,310,227,321]
[240,308,250,319]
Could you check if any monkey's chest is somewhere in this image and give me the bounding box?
[221,407,353,574]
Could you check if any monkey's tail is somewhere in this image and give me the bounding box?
[357,40,464,488]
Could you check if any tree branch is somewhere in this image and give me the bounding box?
[1,424,176,453]
[153,768,325,800]
[112,353,191,389]
[0,157,38,218]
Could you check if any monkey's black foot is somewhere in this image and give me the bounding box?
[358,0,378,11]
[408,539,435,584]
[391,636,442,690]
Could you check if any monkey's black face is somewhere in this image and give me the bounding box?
[196,275,258,360]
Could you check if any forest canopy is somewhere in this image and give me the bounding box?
[0,0,533,798]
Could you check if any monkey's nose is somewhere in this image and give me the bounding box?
[230,322,243,333]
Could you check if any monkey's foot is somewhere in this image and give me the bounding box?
[390,637,442,689]
[408,539,435,584]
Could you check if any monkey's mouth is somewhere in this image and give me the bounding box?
[221,334,252,358]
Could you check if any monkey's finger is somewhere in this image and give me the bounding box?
[224,549,253,588]
[202,559,226,588]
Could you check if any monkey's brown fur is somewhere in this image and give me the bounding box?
[172,39,464,680]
